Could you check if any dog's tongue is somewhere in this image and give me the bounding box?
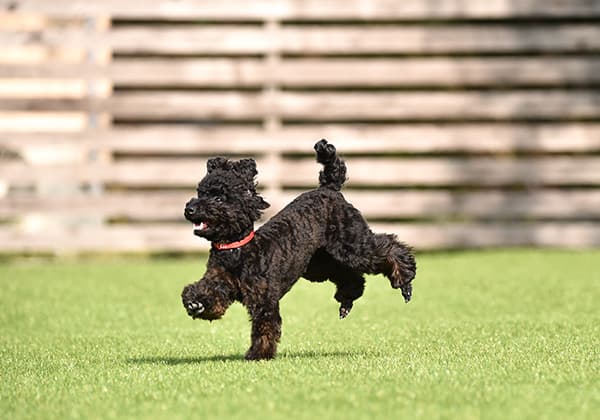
[193,222,207,231]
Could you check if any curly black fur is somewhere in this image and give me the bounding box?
[182,139,416,360]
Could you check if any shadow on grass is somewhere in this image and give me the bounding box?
[127,350,361,365]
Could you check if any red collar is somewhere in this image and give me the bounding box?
[213,231,255,250]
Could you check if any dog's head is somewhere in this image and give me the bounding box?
[184,157,269,243]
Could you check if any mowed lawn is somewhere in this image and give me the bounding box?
[1,250,598,420]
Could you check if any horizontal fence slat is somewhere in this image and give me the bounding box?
[105,57,600,87]
[12,24,600,54]
[281,157,600,187]
[3,0,600,19]
[111,92,264,120]
[295,190,600,220]
[0,63,101,78]
[1,222,599,252]
[0,111,88,131]
[6,25,599,56]
[109,27,267,54]
[107,91,600,121]
[0,160,271,187]
[276,91,600,121]
[278,25,600,55]
[0,14,88,30]
[378,222,600,249]
[273,57,600,87]
[0,78,85,98]
[3,123,600,153]
[3,190,600,221]
[4,157,600,187]
[0,224,206,252]
[0,28,97,48]
[106,25,600,55]
[99,123,600,153]
[0,46,87,64]
[111,58,266,87]
[0,13,48,30]
[0,78,111,98]
[0,192,190,220]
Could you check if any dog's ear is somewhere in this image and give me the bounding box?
[233,158,258,180]
[207,157,228,173]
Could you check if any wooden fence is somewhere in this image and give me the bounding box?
[1,0,600,253]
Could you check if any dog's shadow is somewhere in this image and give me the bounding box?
[127,350,360,365]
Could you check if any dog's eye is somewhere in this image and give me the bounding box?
[215,196,223,203]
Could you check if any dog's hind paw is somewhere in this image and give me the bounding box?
[339,305,352,319]
[400,282,412,303]
[185,301,205,318]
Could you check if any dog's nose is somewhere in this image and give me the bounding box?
[185,206,195,215]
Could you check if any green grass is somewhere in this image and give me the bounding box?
[1,250,598,420]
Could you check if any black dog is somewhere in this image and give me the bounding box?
[182,140,416,360]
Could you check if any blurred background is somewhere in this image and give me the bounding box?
[1,0,600,254]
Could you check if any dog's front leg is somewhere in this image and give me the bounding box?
[245,304,281,361]
[181,267,236,321]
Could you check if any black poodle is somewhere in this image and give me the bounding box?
[182,140,416,360]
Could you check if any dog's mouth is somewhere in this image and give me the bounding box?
[193,221,208,233]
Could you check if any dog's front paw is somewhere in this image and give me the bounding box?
[182,284,206,319]
[185,301,205,318]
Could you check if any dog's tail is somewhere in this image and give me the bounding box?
[314,139,347,191]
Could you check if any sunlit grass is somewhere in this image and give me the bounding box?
[1,249,598,419]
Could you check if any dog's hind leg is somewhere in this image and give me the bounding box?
[326,223,416,302]
[303,249,366,318]
[329,268,365,319]
[302,249,335,283]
